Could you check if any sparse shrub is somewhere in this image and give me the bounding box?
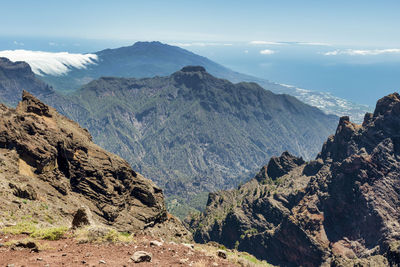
[74,226,134,243]
[31,226,68,240]
[218,244,227,250]
[1,221,37,235]
[1,222,68,241]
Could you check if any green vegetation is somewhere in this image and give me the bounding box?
[166,193,207,220]
[234,240,240,250]
[74,227,134,243]
[237,252,274,266]
[1,221,37,235]
[1,221,68,241]
[30,226,68,240]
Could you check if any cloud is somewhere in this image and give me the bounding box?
[259,49,275,55]
[324,48,400,56]
[296,42,331,46]
[250,40,283,45]
[171,42,233,47]
[0,49,98,76]
[250,41,330,46]
[13,41,24,46]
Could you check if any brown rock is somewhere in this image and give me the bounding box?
[14,240,39,253]
[131,251,152,263]
[9,183,37,200]
[0,91,191,240]
[217,250,227,259]
[71,207,91,229]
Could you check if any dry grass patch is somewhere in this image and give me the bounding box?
[1,221,68,241]
[193,243,274,267]
[73,226,134,244]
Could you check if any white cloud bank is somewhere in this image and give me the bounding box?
[171,42,233,47]
[250,40,283,45]
[0,49,98,76]
[250,41,331,46]
[298,42,331,46]
[324,48,400,56]
[259,49,275,55]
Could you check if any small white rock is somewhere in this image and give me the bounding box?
[150,240,163,247]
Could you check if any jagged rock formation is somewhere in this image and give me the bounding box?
[189,93,400,266]
[0,91,190,240]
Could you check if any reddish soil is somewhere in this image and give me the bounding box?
[0,234,236,267]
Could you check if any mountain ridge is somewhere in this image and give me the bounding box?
[70,65,337,216]
[0,57,338,217]
[22,41,371,122]
[189,92,400,266]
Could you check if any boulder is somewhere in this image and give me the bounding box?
[217,250,227,259]
[131,251,152,263]
[71,207,91,229]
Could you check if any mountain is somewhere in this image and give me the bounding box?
[0,57,54,106]
[0,57,338,218]
[31,41,370,122]
[0,57,90,121]
[188,93,400,266]
[39,41,245,93]
[67,66,337,216]
[0,90,190,240]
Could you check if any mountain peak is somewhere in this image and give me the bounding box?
[0,57,34,77]
[373,92,400,117]
[180,66,206,73]
[131,41,164,47]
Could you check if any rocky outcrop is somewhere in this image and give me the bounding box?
[0,57,53,107]
[189,93,400,266]
[0,91,190,240]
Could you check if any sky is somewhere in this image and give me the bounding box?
[1,0,400,46]
[0,0,399,106]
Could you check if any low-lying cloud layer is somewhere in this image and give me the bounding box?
[250,41,283,45]
[259,49,275,55]
[171,42,233,47]
[250,41,331,46]
[0,50,98,76]
[324,48,400,56]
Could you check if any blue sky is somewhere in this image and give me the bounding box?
[1,0,400,46]
[1,0,399,106]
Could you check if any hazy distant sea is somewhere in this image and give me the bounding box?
[1,36,399,106]
[188,44,400,106]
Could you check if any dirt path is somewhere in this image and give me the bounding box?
[0,234,237,267]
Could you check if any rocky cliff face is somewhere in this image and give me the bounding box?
[0,91,190,240]
[0,57,54,106]
[189,93,400,266]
